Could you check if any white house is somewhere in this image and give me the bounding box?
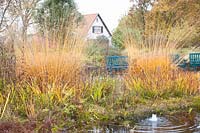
[79,13,112,45]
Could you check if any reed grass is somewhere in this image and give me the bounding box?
[124,21,200,98]
[0,9,200,131]
[15,33,86,92]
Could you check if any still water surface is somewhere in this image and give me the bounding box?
[86,112,200,133]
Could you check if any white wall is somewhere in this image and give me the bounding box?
[87,16,111,43]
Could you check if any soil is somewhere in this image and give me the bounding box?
[0,121,36,133]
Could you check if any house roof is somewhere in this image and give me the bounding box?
[79,13,112,37]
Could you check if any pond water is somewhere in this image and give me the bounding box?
[86,112,200,133]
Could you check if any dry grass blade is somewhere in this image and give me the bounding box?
[15,32,86,92]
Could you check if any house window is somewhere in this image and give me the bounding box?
[92,26,103,34]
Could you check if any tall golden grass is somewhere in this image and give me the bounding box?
[15,33,86,92]
[124,22,200,97]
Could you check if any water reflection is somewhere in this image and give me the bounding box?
[87,113,200,133]
[88,125,130,133]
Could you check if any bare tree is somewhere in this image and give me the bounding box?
[0,0,15,33]
[9,0,40,43]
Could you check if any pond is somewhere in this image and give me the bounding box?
[85,112,200,133]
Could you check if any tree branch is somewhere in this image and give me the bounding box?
[0,0,12,29]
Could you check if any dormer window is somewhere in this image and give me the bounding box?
[92,26,103,34]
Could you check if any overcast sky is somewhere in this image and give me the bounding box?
[74,0,133,32]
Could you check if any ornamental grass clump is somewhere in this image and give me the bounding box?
[125,55,199,98]
[124,22,200,98]
[16,34,86,93]
[0,32,88,121]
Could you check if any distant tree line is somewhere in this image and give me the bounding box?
[0,0,81,44]
[112,0,200,49]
